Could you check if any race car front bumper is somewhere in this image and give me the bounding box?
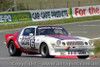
[50,46,95,56]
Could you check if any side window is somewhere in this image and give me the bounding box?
[23,28,35,36]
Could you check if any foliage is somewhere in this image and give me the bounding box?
[0,0,13,12]
[17,3,26,10]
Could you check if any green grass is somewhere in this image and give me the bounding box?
[1,15,100,30]
[94,40,100,53]
[94,47,100,53]
[91,40,100,58]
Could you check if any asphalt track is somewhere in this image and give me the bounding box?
[0,20,100,67]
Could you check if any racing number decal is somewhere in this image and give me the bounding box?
[21,37,30,45]
[30,38,35,48]
[20,36,36,49]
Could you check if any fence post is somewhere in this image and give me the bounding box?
[14,0,17,11]
[27,3,29,10]
[52,0,55,9]
[78,1,80,7]
[88,0,91,6]
[1,4,4,11]
[10,5,12,12]
[66,0,68,8]
[40,0,42,10]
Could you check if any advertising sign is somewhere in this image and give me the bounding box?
[0,12,32,23]
[72,5,100,18]
[31,8,70,21]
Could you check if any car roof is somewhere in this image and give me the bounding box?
[25,25,60,28]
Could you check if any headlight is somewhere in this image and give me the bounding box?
[56,40,61,46]
[89,40,93,45]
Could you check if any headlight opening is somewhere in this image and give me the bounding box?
[56,40,61,46]
[89,40,93,45]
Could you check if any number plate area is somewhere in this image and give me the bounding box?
[67,50,87,55]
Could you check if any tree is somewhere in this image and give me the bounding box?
[0,0,13,12]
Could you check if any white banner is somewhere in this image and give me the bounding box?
[72,5,100,18]
[31,8,70,22]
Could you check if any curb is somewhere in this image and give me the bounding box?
[55,55,78,59]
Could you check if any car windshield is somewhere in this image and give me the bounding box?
[37,27,69,35]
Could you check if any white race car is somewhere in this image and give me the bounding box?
[5,25,95,59]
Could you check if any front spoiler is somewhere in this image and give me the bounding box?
[54,46,95,51]
[50,46,95,56]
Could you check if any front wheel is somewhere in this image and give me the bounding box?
[40,43,54,58]
[8,41,22,56]
[40,43,50,58]
[77,55,89,59]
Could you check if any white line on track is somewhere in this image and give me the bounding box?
[70,31,87,33]
[59,20,100,25]
[91,37,100,40]
[86,58,95,60]
[33,54,41,56]
[78,25,100,27]
[4,42,6,45]
[0,57,14,60]
[25,54,41,57]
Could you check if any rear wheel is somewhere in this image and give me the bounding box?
[77,55,89,59]
[8,41,22,56]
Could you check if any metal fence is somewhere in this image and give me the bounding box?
[1,0,100,12]
[15,0,100,10]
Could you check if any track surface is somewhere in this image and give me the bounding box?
[0,20,100,67]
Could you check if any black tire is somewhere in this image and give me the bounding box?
[8,41,22,56]
[40,43,51,58]
[77,55,89,59]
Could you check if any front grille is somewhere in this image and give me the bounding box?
[67,41,84,46]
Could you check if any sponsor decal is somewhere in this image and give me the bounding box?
[20,36,35,48]
[0,12,32,23]
[38,27,62,29]
[66,46,71,50]
[49,35,80,40]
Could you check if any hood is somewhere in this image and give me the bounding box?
[48,35,81,40]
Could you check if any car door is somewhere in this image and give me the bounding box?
[18,28,36,50]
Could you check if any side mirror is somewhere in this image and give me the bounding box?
[29,33,34,36]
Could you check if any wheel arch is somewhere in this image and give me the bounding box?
[8,39,20,49]
[39,42,47,53]
[38,41,54,54]
[8,39,13,47]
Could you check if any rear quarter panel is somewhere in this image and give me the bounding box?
[5,33,20,49]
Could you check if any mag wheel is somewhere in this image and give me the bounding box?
[40,43,51,58]
[77,55,89,59]
[8,41,22,56]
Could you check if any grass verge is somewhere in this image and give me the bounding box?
[94,40,100,53]
[1,16,100,30]
[91,40,100,58]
